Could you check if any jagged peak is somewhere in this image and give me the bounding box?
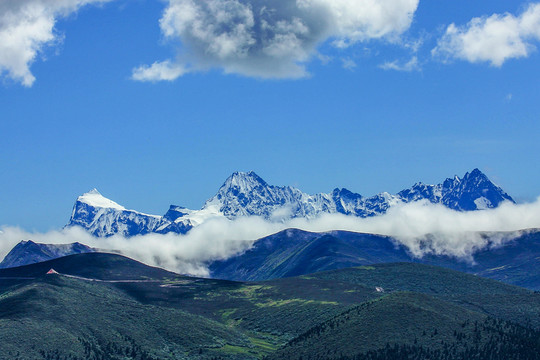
[465,168,488,181]
[332,188,363,199]
[167,204,187,211]
[16,240,36,246]
[229,170,264,181]
[220,171,268,191]
[470,168,485,176]
[410,182,430,188]
[76,189,126,210]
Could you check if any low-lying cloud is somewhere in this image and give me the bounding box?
[2,198,540,277]
[133,0,419,81]
[433,2,540,66]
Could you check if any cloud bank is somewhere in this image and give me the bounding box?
[132,0,419,81]
[2,198,540,276]
[0,0,111,86]
[433,3,540,66]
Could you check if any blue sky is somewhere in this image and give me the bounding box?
[1,0,539,231]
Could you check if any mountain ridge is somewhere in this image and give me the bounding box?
[66,169,514,237]
[209,228,540,290]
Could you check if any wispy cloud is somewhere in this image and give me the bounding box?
[2,198,540,276]
[379,56,420,71]
[341,58,357,70]
[0,0,113,87]
[433,3,540,66]
[132,0,420,81]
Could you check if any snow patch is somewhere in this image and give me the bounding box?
[78,189,126,210]
[474,197,492,210]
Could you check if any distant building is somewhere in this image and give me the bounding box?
[46,268,59,275]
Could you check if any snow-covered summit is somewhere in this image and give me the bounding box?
[68,189,162,237]
[77,188,126,210]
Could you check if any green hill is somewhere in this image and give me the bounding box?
[0,276,251,360]
[268,292,540,360]
[1,253,539,359]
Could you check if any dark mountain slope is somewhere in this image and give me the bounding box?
[0,240,94,269]
[0,252,179,281]
[424,229,540,290]
[209,229,410,281]
[210,228,540,290]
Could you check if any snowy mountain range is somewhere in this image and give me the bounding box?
[67,169,514,237]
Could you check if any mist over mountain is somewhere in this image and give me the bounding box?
[208,228,540,290]
[67,169,514,237]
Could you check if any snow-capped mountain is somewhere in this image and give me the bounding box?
[68,189,164,237]
[66,169,514,237]
[202,171,336,220]
[68,189,209,237]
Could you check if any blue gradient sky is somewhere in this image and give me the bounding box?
[1,0,539,231]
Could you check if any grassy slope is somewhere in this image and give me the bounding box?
[303,262,540,328]
[268,292,540,360]
[0,276,253,360]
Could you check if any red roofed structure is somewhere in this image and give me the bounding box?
[46,269,59,275]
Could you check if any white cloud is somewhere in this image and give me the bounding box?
[433,3,540,66]
[133,0,419,81]
[132,60,187,82]
[2,198,540,276]
[0,0,112,87]
[0,217,282,277]
[379,55,419,71]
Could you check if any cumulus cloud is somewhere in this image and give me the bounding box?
[433,3,540,66]
[2,198,540,276]
[132,0,419,81]
[0,0,112,86]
